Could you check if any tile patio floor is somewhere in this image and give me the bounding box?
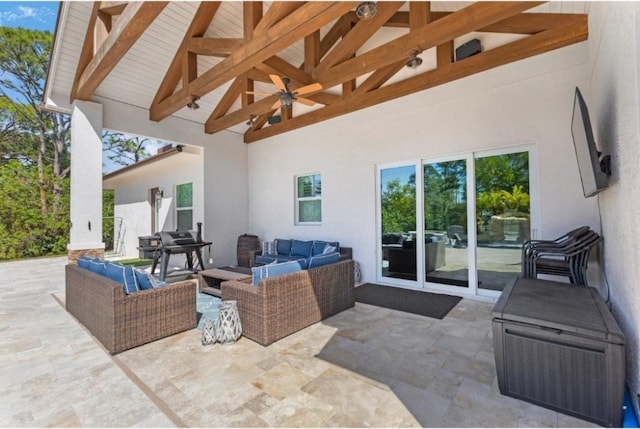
[0,256,597,427]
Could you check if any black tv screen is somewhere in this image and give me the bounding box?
[571,87,609,198]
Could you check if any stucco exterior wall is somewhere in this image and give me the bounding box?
[99,99,249,267]
[103,148,204,260]
[247,42,595,289]
[587,1,640,416]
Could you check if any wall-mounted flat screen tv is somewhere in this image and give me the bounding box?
[571,87,610,198]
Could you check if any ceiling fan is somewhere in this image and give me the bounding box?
[247,74,323,111]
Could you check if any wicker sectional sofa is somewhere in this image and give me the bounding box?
[65,264,197,354]
[221,259,355,346]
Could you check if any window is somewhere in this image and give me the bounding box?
[176,182,193,231]
[296,173,321,224]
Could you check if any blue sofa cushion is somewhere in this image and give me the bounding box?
[290,239,313,258]
[312,240,340,256]
[87,259,106,275]
[106,262,139,294]
[252,260,303,286]
[265,260,304,278]
[308,251,340,269]
[275,239,292,256]
[77,256,92,269]
[255,254,278,265]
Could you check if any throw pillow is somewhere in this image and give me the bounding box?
[261,240,276,256]
[251,261,276,286]
[106,262,139,294]
[322,243,337,254]
[134,269,157,291]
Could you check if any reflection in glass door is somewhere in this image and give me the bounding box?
[379,165,417,281]
[475,151,530,292]
[423,159,470,289]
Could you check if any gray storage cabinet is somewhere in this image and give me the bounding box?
[492,278,625,427]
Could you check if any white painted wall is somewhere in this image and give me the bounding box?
[247,42,597,287]
[103,148,204,260]
[99,99,249,267]
[69,100,105,252]
[587,1,640,416]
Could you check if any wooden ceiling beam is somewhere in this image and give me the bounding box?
[74,2,169,101]
[205,95,279,134]
[188,38,244,56]
[299,12,354,73]
[386,11,576,35]
[304,31,320,74]
[313,2,543,89]
[152,2,356,122]
[70,2,101,101]
[242,2,262,108]
[208,77,243,122]
[315,2,403,72]
[245,15,587,143]
[99,2,128,16]
[151,2,220,109]
[253,1,304,34]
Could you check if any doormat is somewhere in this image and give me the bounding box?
[355,283,462,320]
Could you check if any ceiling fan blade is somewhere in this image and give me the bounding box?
[270,74,287,91]
[271,99,282,110]
[294,82,322,96]
[295,96,316,107]
[246,90,273,96]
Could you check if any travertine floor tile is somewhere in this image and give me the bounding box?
[0,256,600,428]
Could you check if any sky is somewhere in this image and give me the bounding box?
[0,1,165,173]
[0,1,58,32]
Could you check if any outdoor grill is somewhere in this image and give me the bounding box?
[143,224,211,281]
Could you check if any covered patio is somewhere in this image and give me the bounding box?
[0,257,597,427]
[39,1,640,427]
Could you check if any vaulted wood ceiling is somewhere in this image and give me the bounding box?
[70,1,588,143]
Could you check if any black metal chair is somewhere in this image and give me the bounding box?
[522,228,601,286]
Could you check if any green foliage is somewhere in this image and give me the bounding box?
[476,185,530,215]
[0,160,69,259]
[424,160,467,230]
[103,190,115,251]
[381,178,416,233]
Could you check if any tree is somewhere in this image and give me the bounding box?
[381,176,416,234]
[0,27,71,259]
[102,132,152,167]
[0,27,70,215]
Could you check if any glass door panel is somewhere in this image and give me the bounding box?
[380,165,417,281]
[423,160,469,289]
[475,151,530,292]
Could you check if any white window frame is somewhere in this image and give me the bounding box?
[175,182,193,231]
[295,173,322,225]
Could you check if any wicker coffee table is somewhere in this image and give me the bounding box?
[198,267,251,297]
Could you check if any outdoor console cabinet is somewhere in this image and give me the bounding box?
[492,277,625,427]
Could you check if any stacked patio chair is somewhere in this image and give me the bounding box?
[521,226,602,286]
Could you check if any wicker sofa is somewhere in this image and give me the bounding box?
[65,264,197,354]
[221,259,355,346]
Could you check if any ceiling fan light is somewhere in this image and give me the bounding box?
[186,95,200,110]
[356,1,377,20]
[406,51,423,69]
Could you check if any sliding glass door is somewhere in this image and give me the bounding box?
[475,150,531,293]
[423,159,471,292]
[379,163,418,283]
[377,146,535,297]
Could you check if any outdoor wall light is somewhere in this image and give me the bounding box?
[356,1,377,20]
[187,95,200,110]
[406,50,423,69]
